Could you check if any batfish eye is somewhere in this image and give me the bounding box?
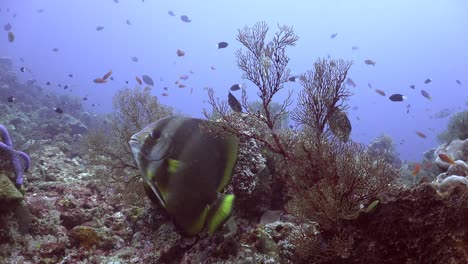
[150,130,161,139]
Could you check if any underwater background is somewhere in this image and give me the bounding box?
[2,0,467,161]
[1,0,468,263]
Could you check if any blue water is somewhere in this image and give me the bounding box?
[2,0,468,161]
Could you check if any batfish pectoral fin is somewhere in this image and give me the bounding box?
[206,194,235,236]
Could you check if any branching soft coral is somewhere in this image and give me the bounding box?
[286,138,399,231]
[84,87,172,204]
[204,21,297,160]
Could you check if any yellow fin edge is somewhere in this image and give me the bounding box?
[217,138,239,192]
[207,194,235,236]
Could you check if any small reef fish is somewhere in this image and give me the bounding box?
[217,42,228,49]
[230,84,241,91]
[131,57,139,62]
[364,59,376,66]
[54,107,63,114]
[438,153,455,164]
[93,78,106,83]
[126,19,131,25]
[178,84,186,88]
[421,90,431,101]
[415,131,427,138]
[161,92,168,96]
[180,15,191,23]
[288,76,299,82]
[4,23,12,31]
[168,10,175,16]
[179,75,189,80]
[346,78,356,87]
[102,70,112,80]
[7,96,15,102]
[52,48,59,52]
[456,80,462,85]
[68,73,74,78]
[163,87,168,91]
[211,65,216,70]
[136,76,143,85]
[368,83,372,88]
[142,75,154,86]
[7,31,14,42]
[374,89,386,96]
[409,85,415,89]
[228,92,242,112]
[412,164,420,177]
[431,109,451,119]
[351,46,359,50]
[96,26,104,31]
[20,67,25,72]
[176,49,185,57]
[46,81,51,85]
[330,33,338,39]
[389,94,407,102]
[424,78,432,84]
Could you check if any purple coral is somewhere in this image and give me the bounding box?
[0,124,30,186]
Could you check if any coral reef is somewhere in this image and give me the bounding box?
[367,133,402,167]
[0,21,467,263]
[341,183,468,264]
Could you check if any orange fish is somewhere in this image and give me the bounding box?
[102,70,112,80]
[93,78,106,83]
[136,76,142,85]
[375,89,386,96]
[438,153,455,164]
[412,164,420,176]
[415,131,426,138]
